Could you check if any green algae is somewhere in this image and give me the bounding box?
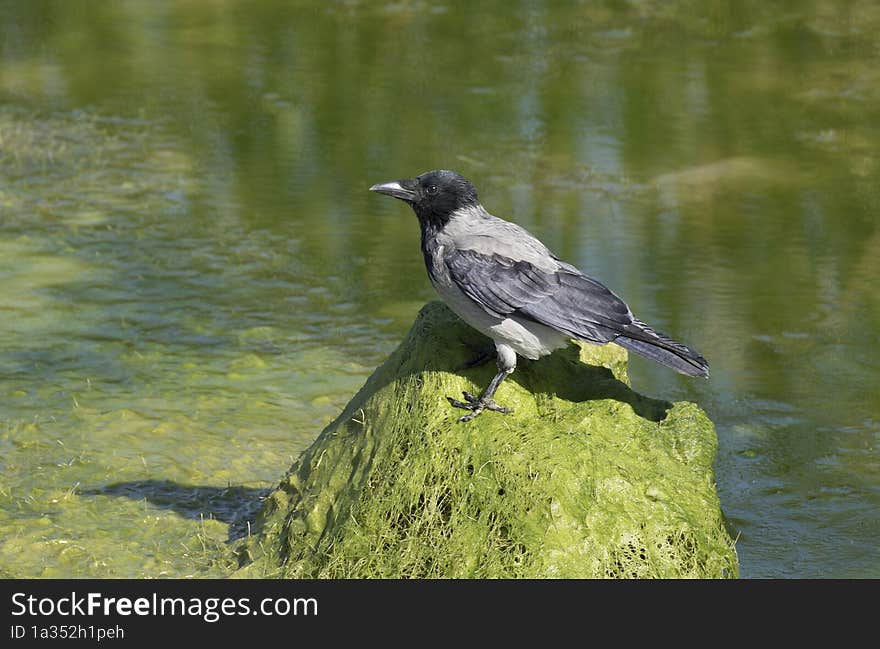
[237,302,737,578]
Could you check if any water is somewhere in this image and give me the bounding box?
[0,0,877,578]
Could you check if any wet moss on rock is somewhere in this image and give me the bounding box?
[236,301,737,578]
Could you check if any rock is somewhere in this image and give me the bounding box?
[235,301,737,578]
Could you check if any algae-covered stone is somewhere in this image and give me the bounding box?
[236,301,737,578]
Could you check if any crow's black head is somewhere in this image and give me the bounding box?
[370,169,479,228]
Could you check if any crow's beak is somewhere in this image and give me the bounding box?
[369,178,417,202]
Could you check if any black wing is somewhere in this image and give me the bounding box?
[444,248,631,344]
[444,248,709,377]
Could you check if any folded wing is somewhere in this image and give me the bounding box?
[444,248,708,378]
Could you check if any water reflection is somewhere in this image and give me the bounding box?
[0,0,878,577]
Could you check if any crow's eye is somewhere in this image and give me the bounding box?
[426,184,439,196]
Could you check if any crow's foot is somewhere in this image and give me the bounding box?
[446,391,512,423]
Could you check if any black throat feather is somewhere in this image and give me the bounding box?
[417,210,447,285]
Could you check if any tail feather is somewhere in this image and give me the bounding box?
[614,319,709,378]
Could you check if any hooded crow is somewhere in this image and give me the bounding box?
[370,170,708,422]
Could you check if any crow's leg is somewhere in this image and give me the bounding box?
[447,343,516,422]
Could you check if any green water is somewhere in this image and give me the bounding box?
[0,1,877,578]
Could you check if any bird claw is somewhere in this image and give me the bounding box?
[446,391,512,422]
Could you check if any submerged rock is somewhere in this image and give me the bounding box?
[236,301,737,578]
